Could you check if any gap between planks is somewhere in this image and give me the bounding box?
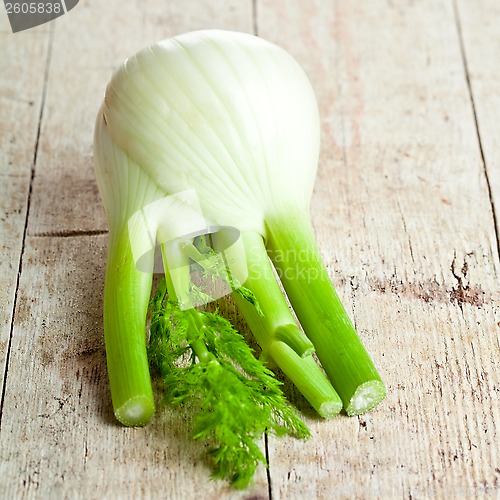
[452,0,500,258]
[0,27,55,430]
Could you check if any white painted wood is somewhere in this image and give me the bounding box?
[257,0,500,497]
[456,0,500,244]
[0,1,268,498]
[1,0,499,497]
[0,12,50,397]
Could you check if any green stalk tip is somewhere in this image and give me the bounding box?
[345,380,387,416]
[269,341,343,418]
[104,227,155,427]
[265,212,386,415]
[233,231,342,418]
[114,395,156,426]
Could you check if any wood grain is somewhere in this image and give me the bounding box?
[0,0,499,498]
[0,12,50,399]
[456,0,500,247]
[0,234,266,498]
[0,1,266,498]
[257,0,500,498]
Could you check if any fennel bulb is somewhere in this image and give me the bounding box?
[93,29,385,431]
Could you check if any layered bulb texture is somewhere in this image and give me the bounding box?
[93,30,385,436]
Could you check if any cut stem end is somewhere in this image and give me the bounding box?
[318,400,343,419]
[345,380,387,416]
[114,395,155,426]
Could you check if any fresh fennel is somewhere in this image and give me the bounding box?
[148,268,309,488]
[93,29,385,432]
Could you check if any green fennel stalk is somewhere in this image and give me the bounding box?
[161,233,343,418]
[266,212,386,415]
[104,226,155,426]
[94,30,387,433]
[228,231,343,417]
[146,244,310,488]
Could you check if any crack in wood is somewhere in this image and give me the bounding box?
[32,229,108,238]
[452,0,500,260]
[0,28,56,431]
[252,0,259,36]
[264,432,273,500]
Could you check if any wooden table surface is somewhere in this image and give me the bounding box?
[1,1,499,498]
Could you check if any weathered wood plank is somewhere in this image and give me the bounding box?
[0,235,267,498]
[257,0,500,497]
[2,0,499,497]
[456,0,500,248]
[0,0,269,498]
[0,12,50,399]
